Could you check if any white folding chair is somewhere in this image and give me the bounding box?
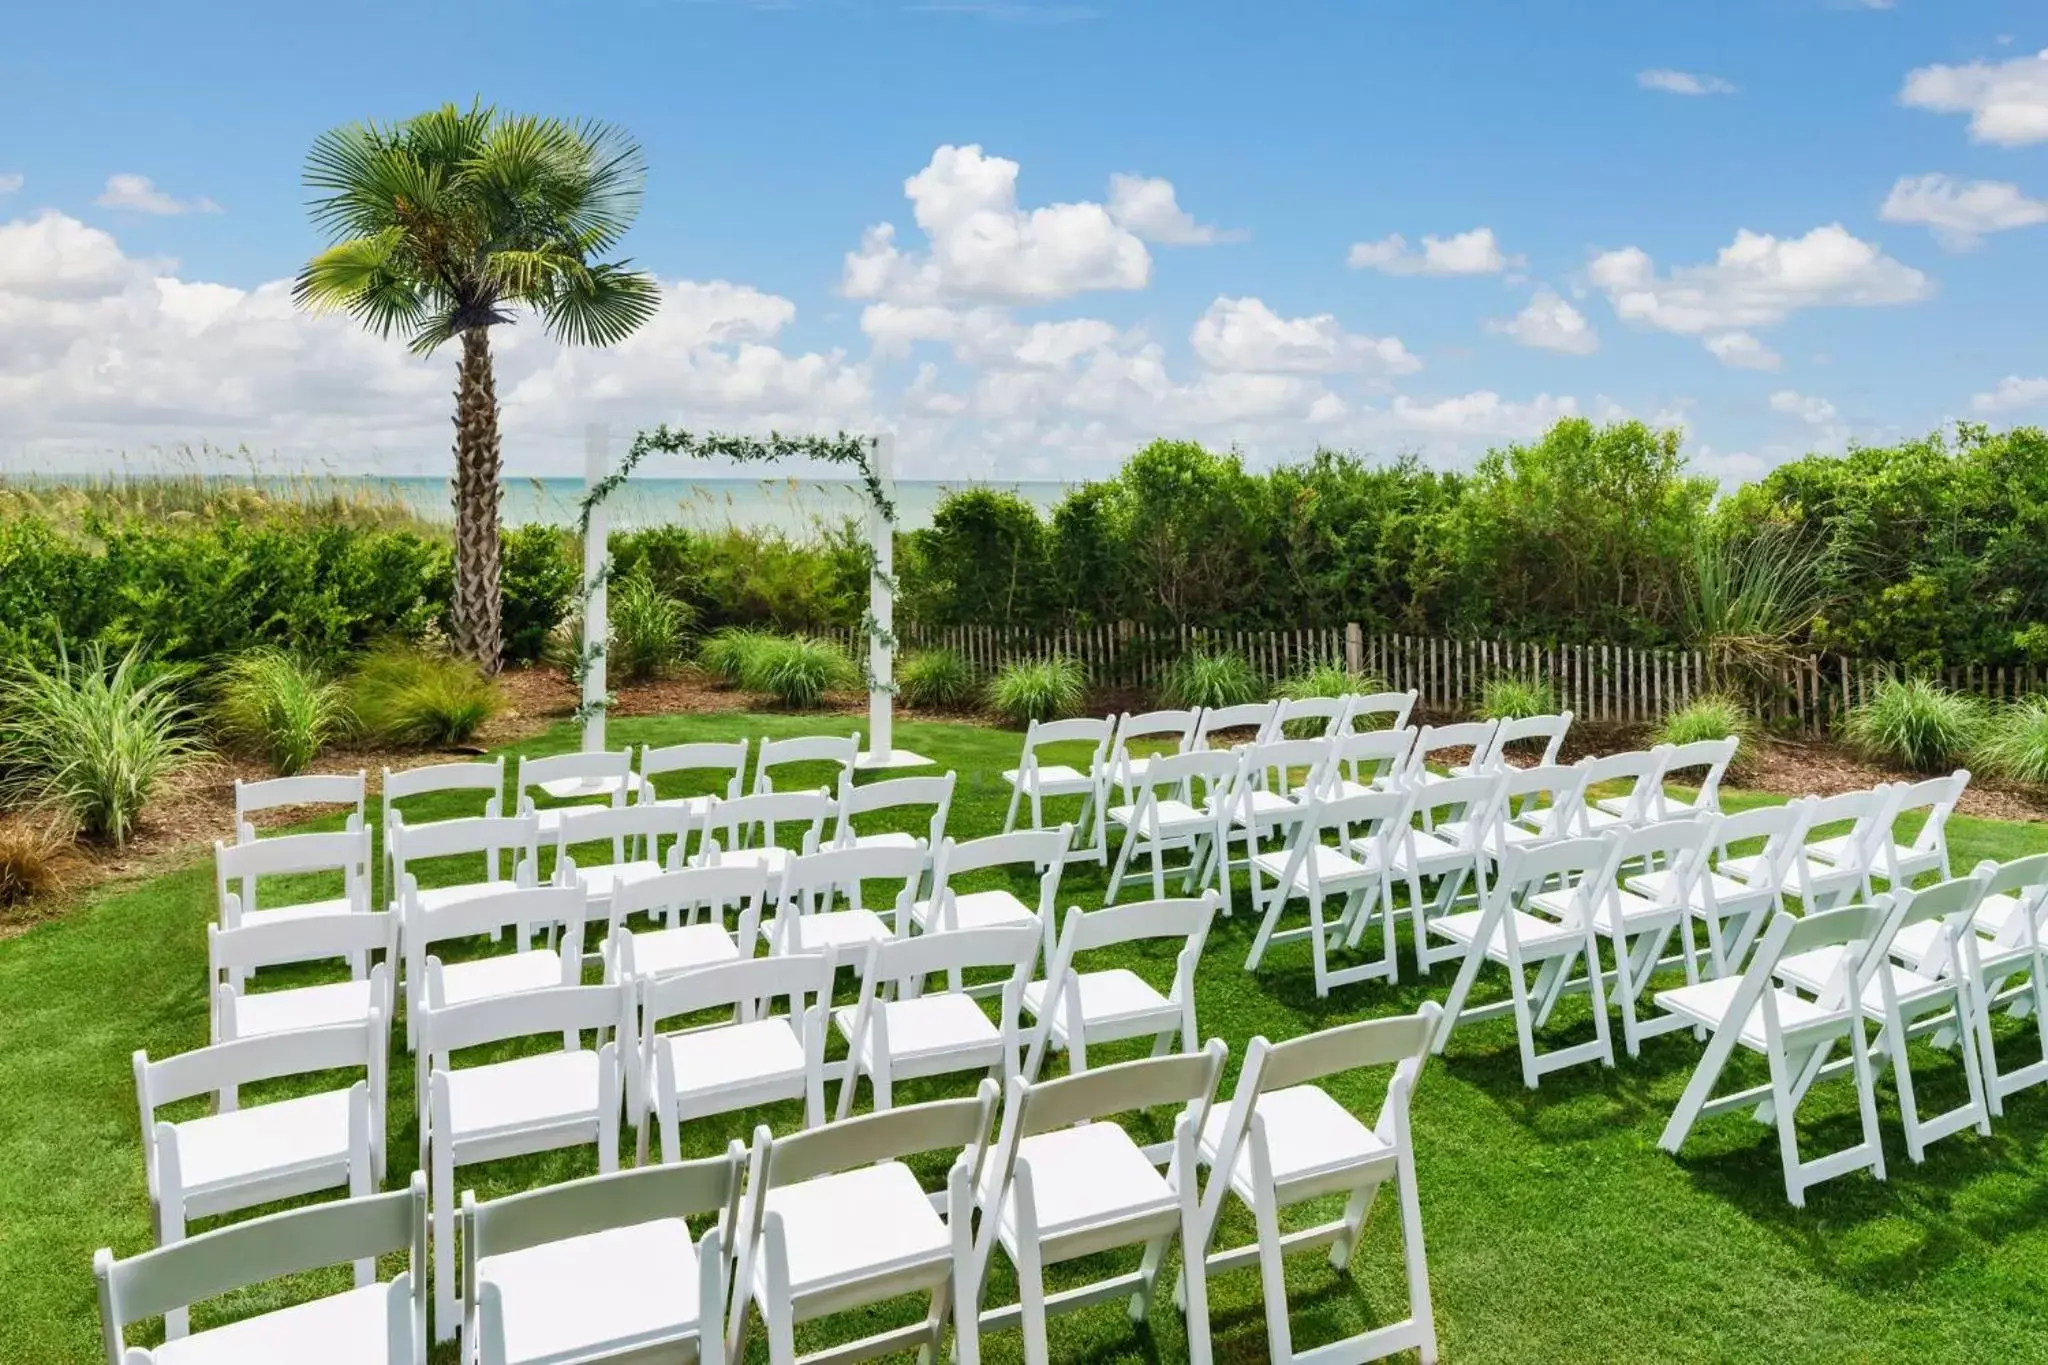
[515,750,633,839]
[551,800,691,915]
[1191,1006,1441,1365]
[699,789,831,887]
[214,832,375,988]
[1343,689,1417,732]
[1640,799,1816,976]
[233,771,366,842]
[1452,711,1572,776]
[1812,769,1967,888]
[730,1086,995,1365]
[1244,787,1412,996]
[1573,746,1673,833]
[419,983,630,1339]
[635,738,750,822]
[1632,736,1737,821]
[1209,737,1331,884]
[1655,904,1890,1206]
[1430,834,1624,1088]
[1774,872,1994,1162]
[1023,892,1216,1078]
[603,860,768,983]
[1104,749,1238,912]
[770,842,926,954]
[1193,700,1280,749]
[1439,762,1587,859]
[1405,719,1499,783]
[1262,694,1353,741]
[831,771,955,866]
[1785,786,1903,909]
[133,1018,386,1336]
[388,812,538,923]
[834,923,1041,1119]
[1106,707,1201,807]
[752,732,859,795]
[463,1148,740,1365]
[1000,716,1112,864]
[911,828,1070,995]
[970,1044,1227,1365]
[208,909,398,1045]
[403,883,585,1049]
[96,1173,426,1364]
[382,758,506,908]
[643,952,837,1160]
[1318,728,1414,801]
[1392,773,1508,975]
[1958,853,2048,1114]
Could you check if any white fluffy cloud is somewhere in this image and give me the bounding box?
[1486,289,1598,355]
[1902,49,2048,146]
[1703,330,1781,370]
[1972,375,2048,412]
[1105,174,1241,245]
[1379,391,1579,437]
[0,174,22,196]
[1638,69,1737,96]
[1189,296,1420,375]
[0,210,872,468]
[1769,389,1836,424]
[1347,228,1513,276]
[1588,224,1931,335]
[842,145,1215,304]
[1879,173,2048,249]
[95,173,220,216]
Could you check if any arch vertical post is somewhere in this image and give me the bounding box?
[857,433,929,770]
[580,422,610,754]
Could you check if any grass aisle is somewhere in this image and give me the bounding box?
[5,713,2048,1363]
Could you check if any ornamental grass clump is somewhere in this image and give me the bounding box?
[739,635,859,710]
[987,657,1087,727]
[214,648,351,775]
[1973,695,2048,785]
[608,569,695,682]
[1479,675,1559,722]
[1654,693,1759,777]
[1280,662,1382,700]
[1160,650,1260,711]
[0,642,202,846]
[349,643,502,748]
[1842,675,1987,773]
[899,649,975,711]
[698,628,779,687]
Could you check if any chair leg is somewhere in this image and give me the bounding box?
[1004,781,1022,833]
[1396,1144,1439,1365]
[1014,1227,1051,1365]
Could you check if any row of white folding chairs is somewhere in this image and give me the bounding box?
[104,999,1443,1365]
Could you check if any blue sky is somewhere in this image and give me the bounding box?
[3,0,2045,480]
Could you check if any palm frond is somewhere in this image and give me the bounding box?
[539,261,661,348]
[293,233,436,339]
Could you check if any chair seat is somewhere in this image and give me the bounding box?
[171,1089,356,1197]
[1655,975,1840,1048]
[1532,885,1672,933]
[835,994,999,1065]
[841,832,923,855]
[1022,969,1171,1036]
[237,896,355,928]
[774,908,891,953]
[537,775,634,801]
[617,924,741,979]
[1001,1121,1174,1243]
[1776,946,1952,1013]
[572,860,665,902]
[639,792,715,817]
[714,846,793,879]
[1578,804,1633,832]
[443,1051,602,1144]
[414,880,522,915]
[662,1019,807,1101]
[911,888,1035,932]
[477,1218,702,1365]
[1253,843,1374,892]
[1198,1084,1387,1200]
[1626,867,1756,910]
[1976,892,2036,944]
[151,1281,400,1365]
[231,979,377,1038]
[435,950,565,1008]
[1004,764,1094,796]
[1429,908,1584,955]
[1388,829,1475,874]
[1225,789,1306,829]
[1108,800,1209,835]
[756,1162,950,1301]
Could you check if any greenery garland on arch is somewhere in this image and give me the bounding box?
[569,425,893,725]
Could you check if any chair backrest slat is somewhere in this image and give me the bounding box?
[470,1149,741,1261]
[1254,1003,1441,1095]
[1018,1040,1226,1136]
[763,1086,996,1187]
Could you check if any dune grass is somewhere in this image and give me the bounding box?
[5,713,2048,1362]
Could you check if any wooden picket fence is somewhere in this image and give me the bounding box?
[842,621,2048,735]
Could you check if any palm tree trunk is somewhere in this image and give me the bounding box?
[449,327,504,672]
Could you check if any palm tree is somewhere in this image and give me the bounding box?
[294,102,660,670]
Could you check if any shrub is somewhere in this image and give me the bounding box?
[899,649,975,710]
[1655,694,1759,775]
[499,524,581,665]
[1974,695,2048,785]
[350,644,502,747]
[738,636,859,709]
[1842,675,1988,772]
[213,648,351,775]
[1160,650,1261,711]
[699,628,779,686]
[987,657,1087,727]
[608,568,695,683]
[0,642,202,845]
[0,820,65,909]
[1479,675,1559,721]
[1279,662,1383,700]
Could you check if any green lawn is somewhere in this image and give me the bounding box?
[7,712,2048,1364]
